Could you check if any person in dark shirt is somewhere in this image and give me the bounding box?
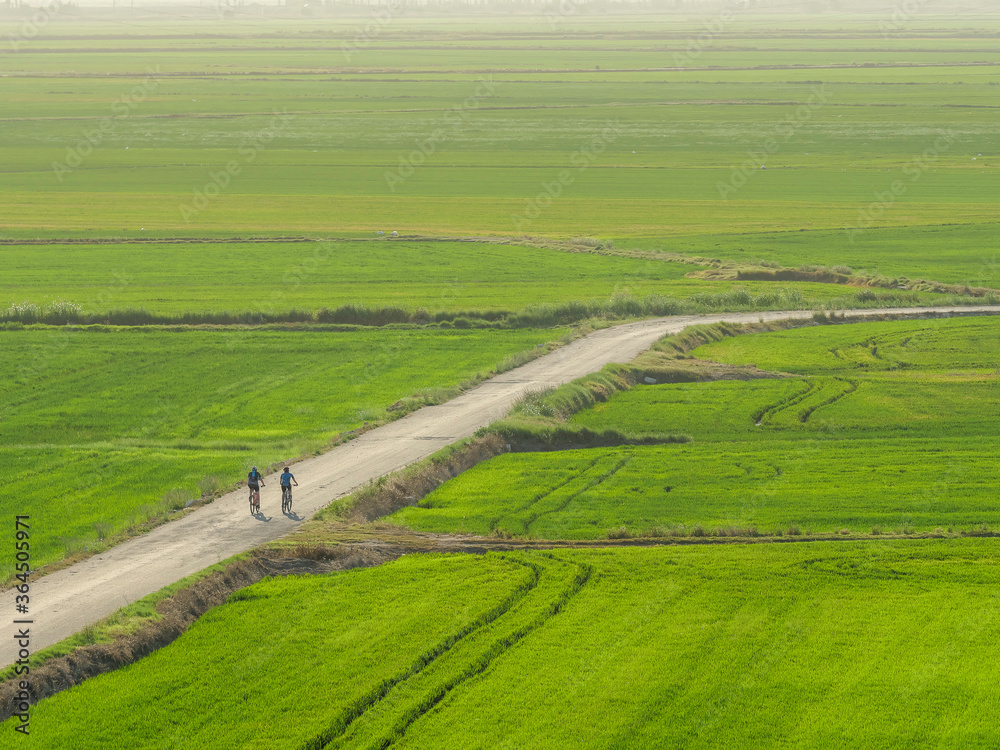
[248,466,264,513]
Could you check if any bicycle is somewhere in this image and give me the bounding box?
[249,485,262,514]
[281,485,292,514]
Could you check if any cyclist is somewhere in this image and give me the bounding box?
[280,467,298,512]
[247,465,265,513]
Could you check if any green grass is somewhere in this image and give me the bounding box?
[640,223,1000,289]
[2,16,999,289]
[574,375,1000,441]
[5,15,1000,746]
[393,439,999,537]
[4,552,541,749]
[0,551,249,684]
[693,315,1000,375]
[13,542,1000,749]
[0,239,682,316]
[1,325,562,570]
[395,316,1000,537]
[395,543,1000,750]
[5,237,909,321]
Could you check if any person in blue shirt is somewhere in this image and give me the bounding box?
[280,467,298,513]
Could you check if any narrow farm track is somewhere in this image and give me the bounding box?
[759,377,860,426]
[305,555,545,750]
[755,379,815,426]
[313,555,590,749]
[2,305,998,668]
[798,378,859,424]
[524,454,632,536]
[492,453,607,535]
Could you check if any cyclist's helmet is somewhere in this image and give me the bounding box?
[252,466,257,471]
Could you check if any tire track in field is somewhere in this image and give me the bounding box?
[754,379,813,426]
[524,453,633,536]
[796,378,859,423]
[831,327,940,369]
[299,555,541,750]
[309,554,592,750]
[755,377,859,426]
[377,557,592,750]
[490,454,606,535]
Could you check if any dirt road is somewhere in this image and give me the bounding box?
[3,306,995,668]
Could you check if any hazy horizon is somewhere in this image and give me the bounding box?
[2,0,998,15]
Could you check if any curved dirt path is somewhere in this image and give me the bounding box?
[2,306,996,667]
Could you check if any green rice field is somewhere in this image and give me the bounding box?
[12,542,1000,749]
[1,325,560,569]
[645,224,1000,289]
[5,9,1000,747]
[0,238,825,318]
[3,14,999,289]
[395,316,1000,537]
